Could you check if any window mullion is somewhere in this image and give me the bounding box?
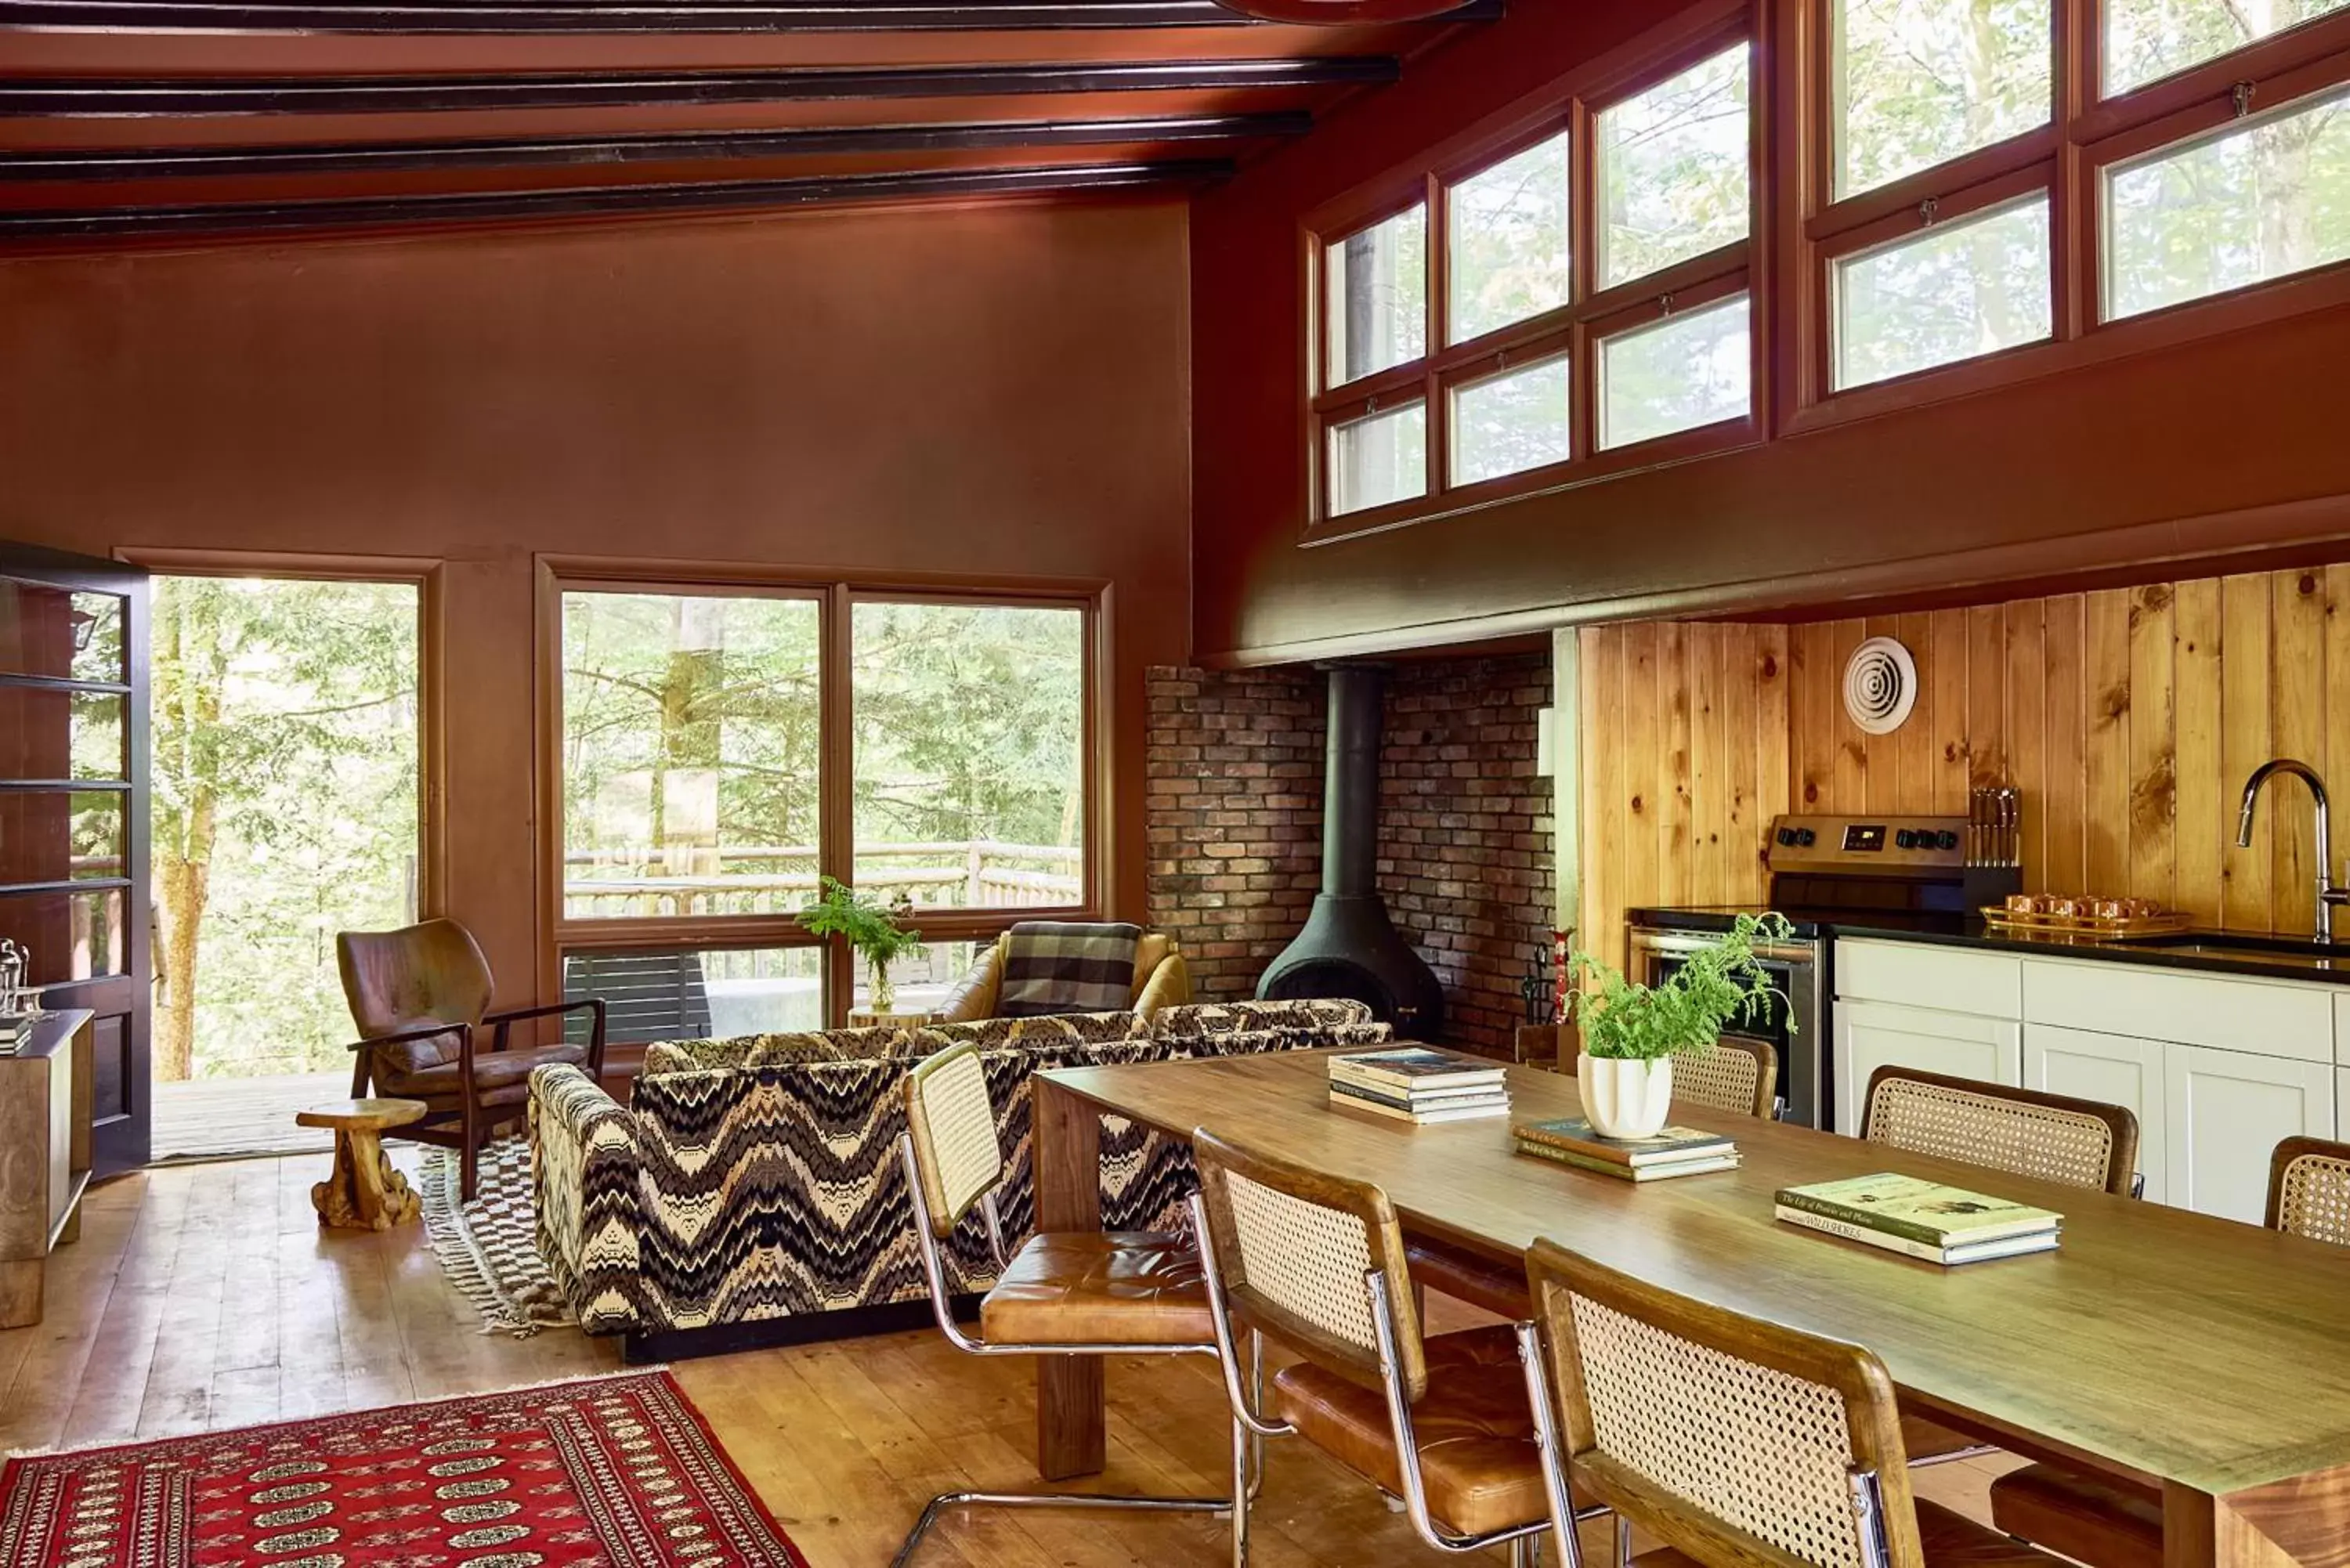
[1426,171,1450,494]
[818,583,855,1027]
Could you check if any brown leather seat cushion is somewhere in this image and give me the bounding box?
[1634,1500,2058,1568]
[1902,1411,1988,1462]
[979,1231,1213,1347]
[1406,1235,1532,1320]
[1989,1464,2163,1568]
[372,1042,586,1104]
[1271,1324,1545,1539]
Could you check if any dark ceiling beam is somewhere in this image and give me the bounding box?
[0,157,1234,240]
[0,0,1496,33]
[0,56,1398,117]
[0,111,1310,179]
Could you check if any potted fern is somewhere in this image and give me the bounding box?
[798,876,927,1014]
[1566,912,1793,1138]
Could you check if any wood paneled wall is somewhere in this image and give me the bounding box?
[1576,621,1789,974]
[1577,565,2350,962]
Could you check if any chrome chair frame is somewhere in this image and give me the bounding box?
[891,1135,1247,1568]
[1514,1321,1897,1568]
[1188,1190,1549,1568]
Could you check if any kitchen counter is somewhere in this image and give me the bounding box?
[1625,902,2350,985]
[1831,919,2350,985]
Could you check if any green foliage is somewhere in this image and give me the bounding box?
[150,576,421,1082]
[797,876,926,974]
[1568,912,1795,1062]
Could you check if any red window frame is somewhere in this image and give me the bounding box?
[1783,0,2350,430]
[1303,0,1762,543]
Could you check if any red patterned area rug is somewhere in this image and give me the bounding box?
[0,1371,808,1568]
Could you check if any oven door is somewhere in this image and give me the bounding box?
[1624,927,1825,1129]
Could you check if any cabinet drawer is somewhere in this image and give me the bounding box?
[2025,959,2334,1063]
[1835,940,2022,1018]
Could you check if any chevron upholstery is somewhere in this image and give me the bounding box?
[529,999,1390,1338]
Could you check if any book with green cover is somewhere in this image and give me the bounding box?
[1774,1173,2061,1248]
[1516,1137,1740,1182]
[1512,1116,1734,1167]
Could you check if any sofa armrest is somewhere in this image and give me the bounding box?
[527,1064,644,1334]
[935,938,1003,1023]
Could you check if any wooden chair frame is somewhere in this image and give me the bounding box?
[2265,1135,2350,1237]
[892,1043,1238,1568]
[1191,1129,1549,1568]
[1517,1237,1925,1568]
[1859,1064,2141,1198]
[346,995,607,1203]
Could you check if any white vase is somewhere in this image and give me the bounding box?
[1578,1055,1675,1140]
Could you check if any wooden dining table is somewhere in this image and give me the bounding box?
[1031,1049,2350,1568]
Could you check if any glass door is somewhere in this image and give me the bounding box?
[0,543,150,1174]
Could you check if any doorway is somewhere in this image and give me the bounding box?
[147,573,423,1160]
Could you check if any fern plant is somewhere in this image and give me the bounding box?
[797,876,927,1010]
[1567,912,1795,1061]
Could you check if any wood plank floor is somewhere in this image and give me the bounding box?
[150,1071,344,1161]
[0,1151,2016,1566]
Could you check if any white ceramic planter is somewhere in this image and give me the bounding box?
[1578,1054,1674,1140]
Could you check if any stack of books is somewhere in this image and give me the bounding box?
[1327,1047,1510,1124]
[1775,1173,2062,1266]
[1513,1118,1740,1181]
[0,1014,27,1057]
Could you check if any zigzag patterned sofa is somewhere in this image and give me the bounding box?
[527,999,1390,1355]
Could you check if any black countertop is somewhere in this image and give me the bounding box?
[1627,904,2350,986]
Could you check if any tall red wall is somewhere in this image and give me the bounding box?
[0,198,1193,1007]
[1189,2,2350,667]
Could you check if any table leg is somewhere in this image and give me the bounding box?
[2169,1467,2350,1568]
[1032,1075,1104,1481]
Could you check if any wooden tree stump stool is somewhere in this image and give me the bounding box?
[298,1098,426,1231]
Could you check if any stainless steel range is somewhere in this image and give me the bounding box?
[1625,805,2022,1131]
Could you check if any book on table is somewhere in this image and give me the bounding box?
[1513,1116,1735,1167]
[1513,1136,1740,1181]
[1774,1172,2062,1266]
[1329,1084,1511,1124]
[1329,1047,1506,1093]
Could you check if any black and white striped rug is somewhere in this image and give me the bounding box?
[420,1138,578,1339]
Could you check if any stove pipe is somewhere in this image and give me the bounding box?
[1255,663,1447,1036]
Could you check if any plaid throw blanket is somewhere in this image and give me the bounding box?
[998,921,1143,1017]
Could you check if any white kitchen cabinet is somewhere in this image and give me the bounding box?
[2164,1044,2336,1223]
[1837,940,2021,1017]
[2026,958,2332,1064]
[2023,1024,2166,1203]
[1835,999,2022,1136]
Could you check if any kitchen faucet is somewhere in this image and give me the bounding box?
[2237,759,2350,942]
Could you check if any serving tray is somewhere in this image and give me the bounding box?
[1979,906,2193,941]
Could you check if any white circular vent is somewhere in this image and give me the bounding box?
[1842,636,1918,735]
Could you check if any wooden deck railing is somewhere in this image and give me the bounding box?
[561,840,1081,918]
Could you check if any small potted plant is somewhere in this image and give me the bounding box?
[1566,912,1793,1138]
[798,876,927,1014]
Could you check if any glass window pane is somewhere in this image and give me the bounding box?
[0,581,125,685]
[1836,0,2052,198]
[2105,87,2350,320]
[563,945,825,1043]
[1597,45,1752,289]
[0,887,125,982]
[851,940,978,1017]
[1326,401,1429,515]
[2106,0,2350,96]
[852,602,1086,910]
[0,687,125,782]
[1450,356,1572,485]
[1448,132,1571,344]
[561,590,822,920]
[0,791,125,887]
[1597,295,1752,450]
[1833,194,2054,388]
[1326,204,1428,386]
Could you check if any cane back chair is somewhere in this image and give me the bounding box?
[893,1042,1237,1566]
[1189,1129,1551,1567]
[1408,1035,1781,1324]
[1857,1064,2139,1465]
[1515,1237,2063,1568]
[1987,1134,2350,1568]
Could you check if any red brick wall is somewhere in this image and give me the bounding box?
[1376,653,1556,1055]
[1144,652,1554,1056]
